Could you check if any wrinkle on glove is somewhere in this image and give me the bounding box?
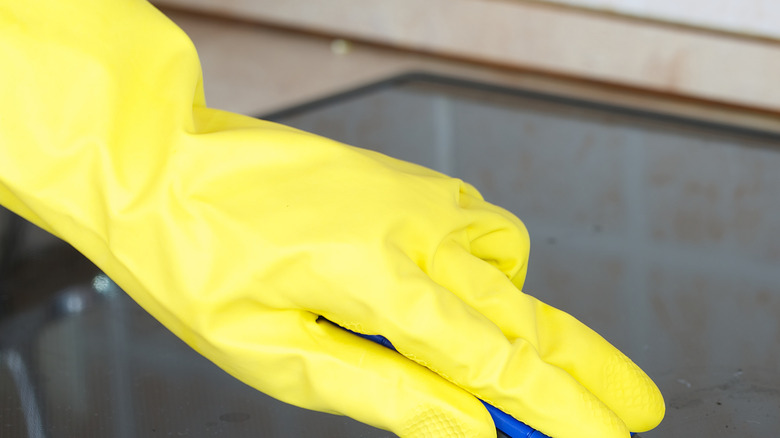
[0,1,664,437]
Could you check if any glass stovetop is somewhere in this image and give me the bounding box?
[3,73,779,437]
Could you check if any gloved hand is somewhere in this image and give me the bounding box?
[0,1,664,437]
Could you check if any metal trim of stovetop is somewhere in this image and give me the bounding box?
[260,71,780,143]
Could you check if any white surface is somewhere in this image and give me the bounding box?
[537,0,780,40]
[155,0,780,113]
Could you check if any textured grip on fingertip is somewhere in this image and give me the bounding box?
[582,390,627,435]
[605,352,665,421]
[401,407,471,438]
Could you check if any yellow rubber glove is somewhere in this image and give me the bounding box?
[0,1,664,437]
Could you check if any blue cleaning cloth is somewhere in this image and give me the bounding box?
[349,331,550,438]
[343,327,637,438]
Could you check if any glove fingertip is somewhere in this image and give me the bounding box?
[605,351,665,432]
[400,403,496,438]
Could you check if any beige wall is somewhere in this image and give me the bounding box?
[535,0,780,40]
[153,0,780,117]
